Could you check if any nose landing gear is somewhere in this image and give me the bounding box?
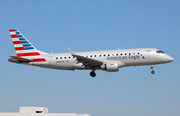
[151,65,155,74]
[151,70,155,74]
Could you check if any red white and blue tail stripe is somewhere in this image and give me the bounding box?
[9,29,48,63]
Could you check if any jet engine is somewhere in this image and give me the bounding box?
[101,63,119,72]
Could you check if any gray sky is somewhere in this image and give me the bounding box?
[1,0,180,116]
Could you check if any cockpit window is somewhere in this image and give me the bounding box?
[156,50,164,53]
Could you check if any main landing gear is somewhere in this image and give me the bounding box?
[151,65,155,74]
[90,71,96,77]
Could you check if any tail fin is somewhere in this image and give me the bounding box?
[9,29,48,62]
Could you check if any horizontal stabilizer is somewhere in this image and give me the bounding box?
[9,56,32,61]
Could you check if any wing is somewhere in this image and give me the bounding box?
[67,48,103,68]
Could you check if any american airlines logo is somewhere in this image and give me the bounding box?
[140,54,145,59]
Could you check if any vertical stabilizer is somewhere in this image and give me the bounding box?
[9,29,48,62]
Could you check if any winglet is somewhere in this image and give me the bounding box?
[67,47,75,55]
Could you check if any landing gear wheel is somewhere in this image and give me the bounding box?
[151,70,155,74]
[90,71,96,77]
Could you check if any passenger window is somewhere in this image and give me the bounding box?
[121,53,122,55]
[64,57,66,59]
[60,57,62,59]
[112,54,114,56]
[94,55,96,57]
[104,54,106,57]
[56,57,58,59]
[90,55,92,57]
[86,56,88,57]
[116,54,118,56]
[125,53,127,55]
[69,57,71,59]
[108,54,110,56]
[129,53,131,55]
[99,55,101,57]
[137,52,139,54]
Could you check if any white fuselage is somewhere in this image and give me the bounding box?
[27,48,173,70]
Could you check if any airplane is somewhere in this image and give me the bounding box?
[8,29,174,77]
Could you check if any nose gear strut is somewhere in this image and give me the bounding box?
[150,65,155,74]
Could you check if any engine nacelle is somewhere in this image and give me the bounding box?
[101,63,119,72]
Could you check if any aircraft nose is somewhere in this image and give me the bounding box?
[167,56,174,62]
